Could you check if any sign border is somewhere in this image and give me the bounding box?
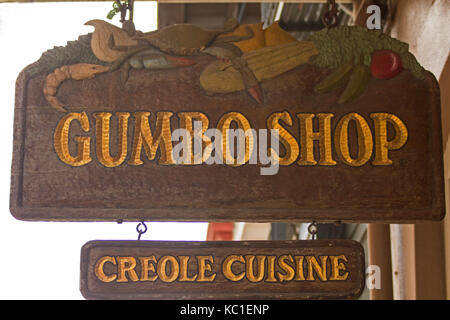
[79,239,366,300]
[10,68,446,223]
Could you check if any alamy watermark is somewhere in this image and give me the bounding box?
[366,5,382,30]
[171,120,280,176]
[366,265,382,290]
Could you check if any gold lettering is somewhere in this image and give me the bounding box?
[277,255,295,282]
[178,112,211,164]
[306,256,328,281]
[54,112,91,166]
[334,113,373,166]
[139,256,158,282]
[93,112,130,167]
[265,256,277,282]
[128,111,175,165]
[294,256,305,281]
[330,255,349,281]
[267,112,299,166]
[93,254,351,285]
[54,111,410,168]
[117,256,139,282]
[197,255,216,282]
[157,255,180,283]
[222,255,245,281]
[371,113,408,165]
[245,255,266,283]
[94,256,117,283]
[297,113,336,166]
[179,256,198,282]
[217,112,254,166]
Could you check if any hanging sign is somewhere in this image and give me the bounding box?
[10,20,445,222]
[80,240,365,300]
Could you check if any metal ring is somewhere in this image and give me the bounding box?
[322,13,339,28]
[136,221,147,240]
[322,0,340,28]
[308,222,318,240]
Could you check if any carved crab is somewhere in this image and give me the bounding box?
[98,19,265,104]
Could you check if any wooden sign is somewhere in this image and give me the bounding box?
[80,240,365,300]
[10,20,445,222]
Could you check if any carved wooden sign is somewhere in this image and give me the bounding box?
[10,20,445,222]
[80,240,365,300]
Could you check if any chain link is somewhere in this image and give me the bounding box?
[113,0,134,23]
[136,221,147,240]
[308,221,318,240]
[322,0,340,28]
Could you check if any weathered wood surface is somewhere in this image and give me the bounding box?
[80,240,365,300]
[10,49,445,222]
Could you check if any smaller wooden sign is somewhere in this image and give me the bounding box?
[80,240,365,300]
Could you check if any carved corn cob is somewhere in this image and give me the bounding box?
[200,41,318,94]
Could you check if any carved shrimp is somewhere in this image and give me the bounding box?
[43,63,109,112]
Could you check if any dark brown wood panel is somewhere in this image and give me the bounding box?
[10,60,445,222]
[10,23,445,223]
[80,240,365,300]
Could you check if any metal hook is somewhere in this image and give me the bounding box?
[322,0,340,28]
[136,221,147,240]
[308,221,318,240]
[113,0,134,23]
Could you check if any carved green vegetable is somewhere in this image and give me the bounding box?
[310,26,425,105]
[314,62,353,94]
[337,64,371,104]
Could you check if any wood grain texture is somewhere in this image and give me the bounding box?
[10,52,445,222]
[79,240,365,300]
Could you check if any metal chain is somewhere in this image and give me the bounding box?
[308,221,318,240]
[128,0,134,22]
[114,0,134,23]
[136,221,147,240]
[322,0,340,28]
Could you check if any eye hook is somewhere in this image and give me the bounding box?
[308,221,318,240]
[136,220,148,240]
[322,0,340,28]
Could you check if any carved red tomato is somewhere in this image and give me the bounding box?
[370,50,403,79]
